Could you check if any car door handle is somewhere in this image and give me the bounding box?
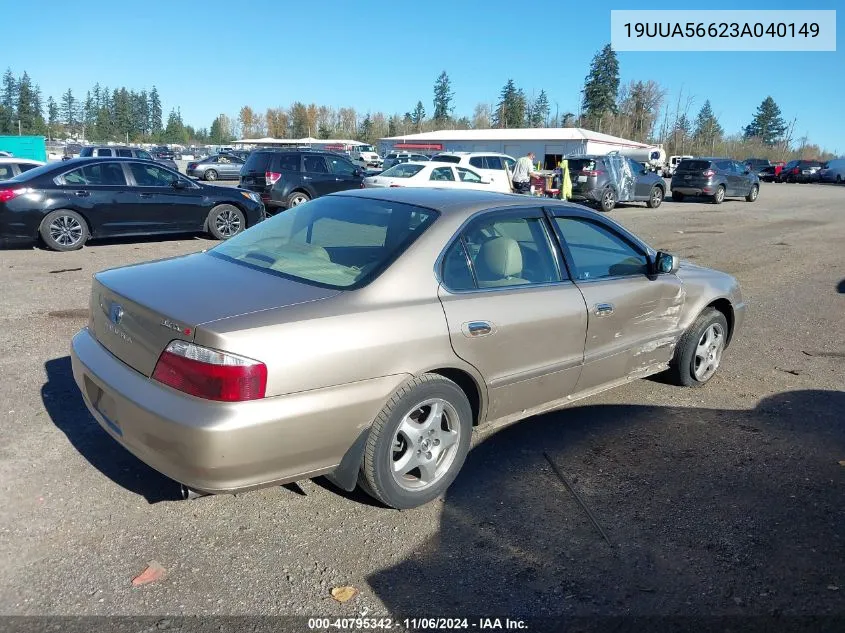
[594,303,614,317]
[465,321,493,337]
[74,190,90,197]
[139,192,154,198]
[302,176,312,180]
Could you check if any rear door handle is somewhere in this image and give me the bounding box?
[594,303,614,317]
[74,190,90,197]
[465,321,493,337]
[302,176,312,181]
[139,192,154,198]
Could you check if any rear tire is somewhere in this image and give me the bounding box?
[712,185,725,204]
[39,210,89,251]
[206,204,245,240]
[745,184,759,202]
[286,191,310,208]
[360,374,472,509]
[646,186,664,209]
[204,169,218,182]
[667,308,729,388]
[599,187,617,212]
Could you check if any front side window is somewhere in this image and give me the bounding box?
[503,157,515,172]
[381,163,424,178]
[430,166,455,182]
[450,214,561,289]
[137,150,153,160]
[555,217,648,280]
[456,167,483,183]
[211,196,438,289]
[328,157,357,176]
[128,162,179,187]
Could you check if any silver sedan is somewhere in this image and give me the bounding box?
[186,154,245,181]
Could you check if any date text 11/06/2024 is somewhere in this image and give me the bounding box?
[307,617,529,630]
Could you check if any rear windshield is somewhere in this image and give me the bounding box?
[243,152,300,173]
[568,158,597,172]
[677,160,712,171]
[430,154,461,164]
[381,164,425,178]
[4,162,57,182]
[210,195,438,289]
[801,161,822,167]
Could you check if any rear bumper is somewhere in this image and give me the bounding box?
[71,327,408,494]
[569,188,602,202]
[672,186,715,196]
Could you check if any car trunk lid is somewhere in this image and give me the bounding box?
[89,252,340,377]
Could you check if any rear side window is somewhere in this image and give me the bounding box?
[469,157,484,169]
[431,154,461,164]
[79,147,94,157]
[95,149,113,157]
[117,149,133,158]
[275,154,301,172]
[382,163,424,178]
[137,150,153,160]
[483,156,503,170]
[430,166,455,181]
[18,163,39,173]
[244,152,273,173]
[715,160,733,171]
[303,156,328,173]
[84,163,128,185]
[0,165,13,180]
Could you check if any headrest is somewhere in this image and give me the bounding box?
[479,237,522,278]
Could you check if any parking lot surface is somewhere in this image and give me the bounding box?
[0,183,843,619]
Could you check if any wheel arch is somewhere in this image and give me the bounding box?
[37,208,93,241]
[425,366,486,427]
[705,298,735,346]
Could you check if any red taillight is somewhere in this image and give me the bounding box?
[0,188,26,203]
[792,168,800,174]
[152,341,267,402]
[265,171,282,185]
[187,163,198,170]
[582,170,605,177]
[703,169,716,177]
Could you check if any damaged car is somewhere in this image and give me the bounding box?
[568,153,666,212]
[70,189,745,509]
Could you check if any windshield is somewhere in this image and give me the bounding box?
[381,163,425,178]
[358,145,376,153]
[210,195,438,289]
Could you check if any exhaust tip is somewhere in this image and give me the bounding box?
[179,484,205,500]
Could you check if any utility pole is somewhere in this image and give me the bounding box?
[18,120,21,136]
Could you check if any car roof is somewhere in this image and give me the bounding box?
[51,157,166,166]
[332,186,592,218]
[0,157,43,164]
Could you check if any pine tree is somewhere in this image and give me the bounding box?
[46,96,59,139]
[530,90,550,127]
[61,89,77,134]
[581,44,620,130]
[693,100,723,153]
[16,72,36,133]
[359,113,373,143]
[148,86,163,136]
[411,101,426,131]
[744,96,787,145]
[432,71,453,123]
[0,68,17,134]
[493,80,525,129]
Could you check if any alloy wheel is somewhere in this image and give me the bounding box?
[214,209,242,237]
[390,398,461,491]
[693,323,725,382]
[49,215,84,248]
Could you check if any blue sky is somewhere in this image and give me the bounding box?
[5,0,843,151]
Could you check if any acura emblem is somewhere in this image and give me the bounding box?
[109,303,124,325]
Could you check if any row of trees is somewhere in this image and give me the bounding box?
[0,55,835,159]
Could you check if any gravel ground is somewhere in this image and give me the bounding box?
[0,183,843,624]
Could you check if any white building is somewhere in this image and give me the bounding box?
[379,128,662,170]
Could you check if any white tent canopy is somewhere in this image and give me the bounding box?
[233,137,369,147]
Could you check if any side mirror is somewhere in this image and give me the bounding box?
[354,168,363,177]
[172,179,188,189]
[655,251,680,274]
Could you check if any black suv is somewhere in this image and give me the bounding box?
[671,158,759,204]
[568,154,666,211]
[777,159,823,183]
[79,146,179,171]
[240,149,364,211]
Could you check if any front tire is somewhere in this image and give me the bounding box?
[599,187,617,212]
[745,184,759,202]
[360,374,473,509]
[206,204,245,240]
[667,308,729,387]
[39,210,89,251]
[204,169,218,182]
[712,185,725,204]
[647,186,664,209]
